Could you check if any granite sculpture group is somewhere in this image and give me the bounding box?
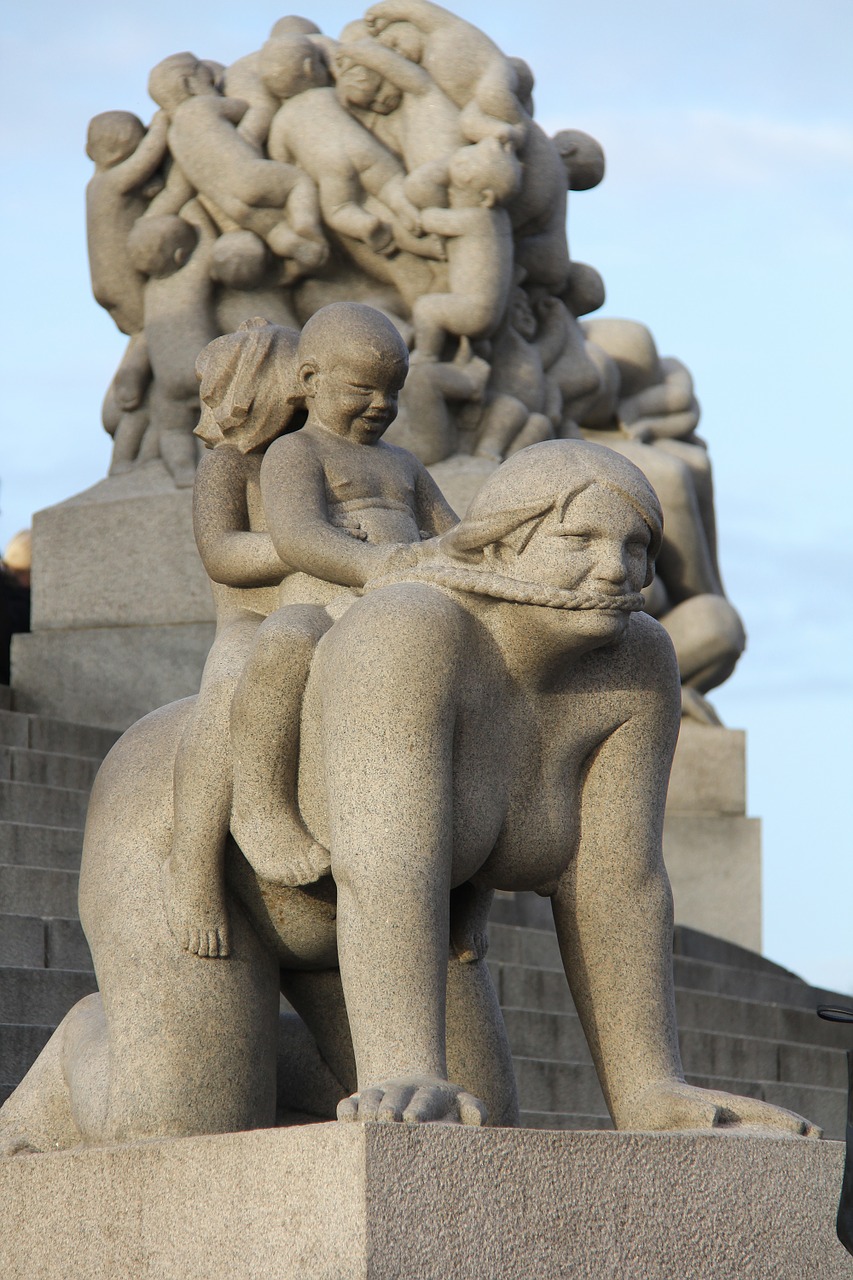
[0,4,815,1154]
[0,304,816,1149]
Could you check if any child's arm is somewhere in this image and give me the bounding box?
[418,205,475,237]
[214,95,250,125]
[533,295,570,370]
[337,38,432,96]
[177,198,218,277]
[114,111,169,194]
[412,463,458,536]
[194,448,287,587]
[261,435,417,587]
[366,0,465,37]
[145,159,196,217]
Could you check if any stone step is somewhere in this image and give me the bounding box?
[0,780,88,829]
[0,1023,53,1087]
[502,1007,847,1091]
[512,1055,847,1139]
[0,865,80,919]
[489,960,853,1050]
[0,914,91,970]
[0,745,101,791]
[488,922,831,1011]
[0,709,119,758]
[0,822,84,871]
[490,895,798,981]
[671,925,799,981]
[0,965,97,1025]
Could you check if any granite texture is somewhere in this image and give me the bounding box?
[1,1126,849,1280]
[0,436,814,1150]
[88,8,603,480]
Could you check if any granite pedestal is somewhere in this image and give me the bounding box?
[1,1125,848,1279]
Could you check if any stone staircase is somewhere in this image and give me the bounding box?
[0,692,117,1105]
[1,696,850,1137]
[489,896,850,1136]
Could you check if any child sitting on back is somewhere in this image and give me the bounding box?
[227,302,459,879]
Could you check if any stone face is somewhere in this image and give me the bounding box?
[0,1126,848,1280]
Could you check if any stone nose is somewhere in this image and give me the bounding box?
[592,541,629,584]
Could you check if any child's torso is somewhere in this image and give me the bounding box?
[321,440,422,544]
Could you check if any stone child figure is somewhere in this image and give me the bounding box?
[364,0,527,147]
[228,302,459,879]
[126,200,219,486]
[162,319,301,957]
[147,51,328,270]
[262,36,421,255]
[86,109,169,337]
[410,138,520,361]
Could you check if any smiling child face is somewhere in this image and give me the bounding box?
[302,347,408,445]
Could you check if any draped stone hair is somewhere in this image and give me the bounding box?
[194,318,301,451]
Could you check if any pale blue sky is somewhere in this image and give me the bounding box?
[1,1,851,990]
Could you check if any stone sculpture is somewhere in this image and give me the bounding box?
[0,313,816,1147]
[83,4,743,705]
[576,317,746,721]
[87,6,601,481]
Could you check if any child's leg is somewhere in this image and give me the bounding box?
[473,393,527,459]
[412,291,494,362]
[108,406,149,475]
[320,173,392,250]
[230,605,332,885]
[506,410,554,455]
[163,614,263,957]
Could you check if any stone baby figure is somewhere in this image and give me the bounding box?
[86,109,169,337]
[147,51,327,270]
[410,138,520,361]
[126,199,219,487]
[227,302,459,884]
[262,36,421,255]
[162,318,302,957]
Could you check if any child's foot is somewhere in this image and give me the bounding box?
[230,801,331,887]
[161,856,231,958]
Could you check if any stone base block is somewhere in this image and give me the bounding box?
[11,624,214,730]
[667,720,747,814]
[664,813,762,952]
[30,463,212,632]
[0,1125,847,1279]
